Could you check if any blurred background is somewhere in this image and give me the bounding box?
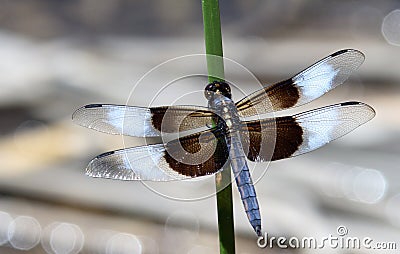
[1,0,400,253]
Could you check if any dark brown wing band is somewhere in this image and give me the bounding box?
[242,116,303,162]
[164,128,229,177]
[150,106,218,133]
[236,79,300,117]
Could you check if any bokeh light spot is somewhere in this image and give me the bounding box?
[42,222,84,254]
[382,9,400,46]
[8,216,41,250]
[106,233,142,254]
[352,169,386,204]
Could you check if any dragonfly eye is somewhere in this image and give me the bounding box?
[204,90,213,100]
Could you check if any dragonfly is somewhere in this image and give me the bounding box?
[72,49,375,236]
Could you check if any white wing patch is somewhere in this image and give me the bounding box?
[294,62,339,103]
[293,102,375,156]
[109,106,159,137]
[293,49,365,106]
[86,144,191,181]
[72,104,160,137]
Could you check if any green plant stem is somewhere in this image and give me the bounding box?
[202,0,236,253]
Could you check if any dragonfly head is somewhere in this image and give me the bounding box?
[204,81,232,100]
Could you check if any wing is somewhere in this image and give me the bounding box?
[241,101,375,161]
[72,104,218,137]
[86,128,229,181]
[236,49,365,117]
